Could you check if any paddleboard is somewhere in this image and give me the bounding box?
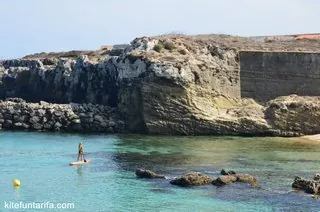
[69,159,91,166]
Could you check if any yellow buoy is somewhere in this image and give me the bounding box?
[13,179,21,187]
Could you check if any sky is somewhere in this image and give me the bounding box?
[0,0,319,59]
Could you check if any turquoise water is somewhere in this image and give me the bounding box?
[1,132,320,211]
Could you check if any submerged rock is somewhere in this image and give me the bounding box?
[170,172,213,187]
[135,168,166,179]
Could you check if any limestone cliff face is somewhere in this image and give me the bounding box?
[116,37,320,136]
[116,37,256,135]
[1,35,320,136]
[0,56,118,106]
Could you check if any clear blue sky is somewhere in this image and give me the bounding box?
[0,0,319,59]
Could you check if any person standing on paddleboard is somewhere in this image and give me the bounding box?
[77,142,84,161]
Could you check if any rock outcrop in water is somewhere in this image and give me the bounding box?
[134,169,259,188]
[212,170,259,187]
[212,175,237,186]
[292,174,320,195]
[135,168,166,179]
[170,172,213,186]
[221,169,236,175]
[0,98,124,133]
[1,34,320,135]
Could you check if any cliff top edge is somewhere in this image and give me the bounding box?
[13,33,320,61]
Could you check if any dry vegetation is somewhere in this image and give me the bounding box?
[23,34,320,61]
[22,48,116,63]
[154,34,320,53]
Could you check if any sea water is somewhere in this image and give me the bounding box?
[1,132,320,212]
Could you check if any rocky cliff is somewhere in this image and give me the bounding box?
[117,37,241,134]
[1,34,320,136]
[115,36,320,136]
[0,56,118,106]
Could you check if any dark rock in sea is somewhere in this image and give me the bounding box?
[212,170,259,187]
[212,175,237,186]
[236,173,259,187]
[221,169,236,175]
[170,172,213,187]
[135,168,166,179]
[314,173,320,181]
[292,175,320,194]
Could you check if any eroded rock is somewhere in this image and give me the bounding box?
[292,175,320,195]
[221,169,236,175]
[135,168,165,179]
[212,170,259,187]
[236,173,259,187]
[170,172,213,187]
[212,175,237,186]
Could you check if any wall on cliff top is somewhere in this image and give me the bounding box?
[240,51,320,102]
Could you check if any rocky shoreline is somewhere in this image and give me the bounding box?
[0,98,125,133]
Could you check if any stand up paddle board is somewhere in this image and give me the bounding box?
[69,159,91,166]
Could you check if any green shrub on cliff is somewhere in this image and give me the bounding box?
[153,43,163,52]
[163,41,175,50]
[153,40,175,52]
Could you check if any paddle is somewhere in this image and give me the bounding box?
[76,153,86,162]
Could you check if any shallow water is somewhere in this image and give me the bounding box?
[1,132,320,211]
